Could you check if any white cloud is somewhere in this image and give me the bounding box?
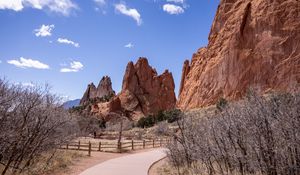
[94,0,107,14]
[60,61,83,73]
[57,38,80,48]
[0,0,23,11]
[94,0,106,6]
[115,3,142,26]
[0,0,77,16]
[163,4,184,15]
[124,43,134,48]
[45,0,77,16]
[34,24,54,37]
[7,57,50,69]
[166,0,185,4]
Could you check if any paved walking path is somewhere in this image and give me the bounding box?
[79,149,167,175]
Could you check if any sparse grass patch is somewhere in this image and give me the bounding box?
[0,150,84,175]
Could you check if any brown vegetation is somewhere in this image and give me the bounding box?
[0,79,80,175]
[168,91,300,175]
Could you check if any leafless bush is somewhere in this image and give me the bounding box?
[154,121,170,136]
[0,79,79,175]
[167,91,300,175]
[77,115,105,136]
[105,117,133,132]
[133,129,144,140]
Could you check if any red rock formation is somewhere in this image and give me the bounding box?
[80,76,115,105]
[90,97,122,121]
[96,76,115,98]
[119,57,177,119]
[179,60,190,96]
[80,83,97,105]
[178,0,300,110]
[80,58,176,121]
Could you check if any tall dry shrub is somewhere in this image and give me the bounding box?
[167,91,300,175]
[0,79,79,175]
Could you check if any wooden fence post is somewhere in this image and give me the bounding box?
[153,140,155,148]
[143,140,145,149]
[118,142,122,153]
[66,144,69,150]
[131,140,134,150]
[78,141,80,150]
[88,142,91,156]
[98,142,101,152]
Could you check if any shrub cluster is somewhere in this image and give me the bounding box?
[216,97,228,111]
[70,93,115,114]
[0,79,80,175]
[167,91,300,175]
[89,93,114,104]
[70,105,85,112]
[137,109,182,128]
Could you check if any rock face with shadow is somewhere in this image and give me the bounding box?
[178,0,300,110]
[118,57,177,120]
[80,58,176,121]
[80,76,115,105]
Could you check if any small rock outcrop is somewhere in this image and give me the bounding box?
[119,58,177,120]
[80,76,115,105]
[90,96,122,121]
[177,0,300,109]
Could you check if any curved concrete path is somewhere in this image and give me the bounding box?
[79,149,167,175]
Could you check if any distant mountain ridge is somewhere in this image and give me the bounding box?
[63,99,80,109]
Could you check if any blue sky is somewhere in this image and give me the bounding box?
[0,0,219,100]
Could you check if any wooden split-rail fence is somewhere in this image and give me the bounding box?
[60,138,170,156]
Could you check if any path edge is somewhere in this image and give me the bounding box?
[147,156,167,175]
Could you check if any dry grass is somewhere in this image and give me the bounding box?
[42,150,85,175]
[0,150,85,175]
[150,159,263,175]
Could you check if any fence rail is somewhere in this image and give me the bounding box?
[59,138,170,156]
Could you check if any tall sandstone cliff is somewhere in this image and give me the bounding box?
[178,0,300,109]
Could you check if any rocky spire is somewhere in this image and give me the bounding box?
[80,76,115,105]
[96,76,115,98]
[80,83,97,105]
[119,57,176,119]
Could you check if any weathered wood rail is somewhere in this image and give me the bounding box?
[60,138,170,156]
